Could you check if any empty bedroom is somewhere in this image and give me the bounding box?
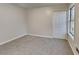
[0,3,78,55]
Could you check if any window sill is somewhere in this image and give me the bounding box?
[68,33,74,40]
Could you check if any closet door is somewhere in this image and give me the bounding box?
[52,11,66,39]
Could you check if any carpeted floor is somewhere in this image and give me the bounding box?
[0,35,73,55]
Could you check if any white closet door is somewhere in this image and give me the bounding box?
[52,11,66,39]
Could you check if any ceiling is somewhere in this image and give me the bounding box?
[13,3,69,8]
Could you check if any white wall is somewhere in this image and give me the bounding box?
[27,6,68,38]
[27,7,53,37]
[67,4,79,55]
[0,4,27,44]
[75,4,79,53]
[69,4,79,54]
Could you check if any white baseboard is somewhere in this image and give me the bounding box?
[0,33,66,45]
[28,34,66,39]
[28,34,53,38]
[0,34,27,45]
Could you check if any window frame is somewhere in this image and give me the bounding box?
[69,5,75,37]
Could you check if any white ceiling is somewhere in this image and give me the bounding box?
[13,3,69,8]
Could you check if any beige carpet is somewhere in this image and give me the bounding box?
[0,35,73,55]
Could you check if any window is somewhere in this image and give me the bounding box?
[69,5,75,36]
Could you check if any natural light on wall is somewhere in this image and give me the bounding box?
[46,8,52,15]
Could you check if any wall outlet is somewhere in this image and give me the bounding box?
[76,47,79,54]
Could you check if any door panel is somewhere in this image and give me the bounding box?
[52,11,66,39]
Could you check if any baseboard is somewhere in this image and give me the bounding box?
[28,34,53,38]
[28,34,66,39]
[0,34,27,45]
[67,35,77,55]
[0,34,66,45]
